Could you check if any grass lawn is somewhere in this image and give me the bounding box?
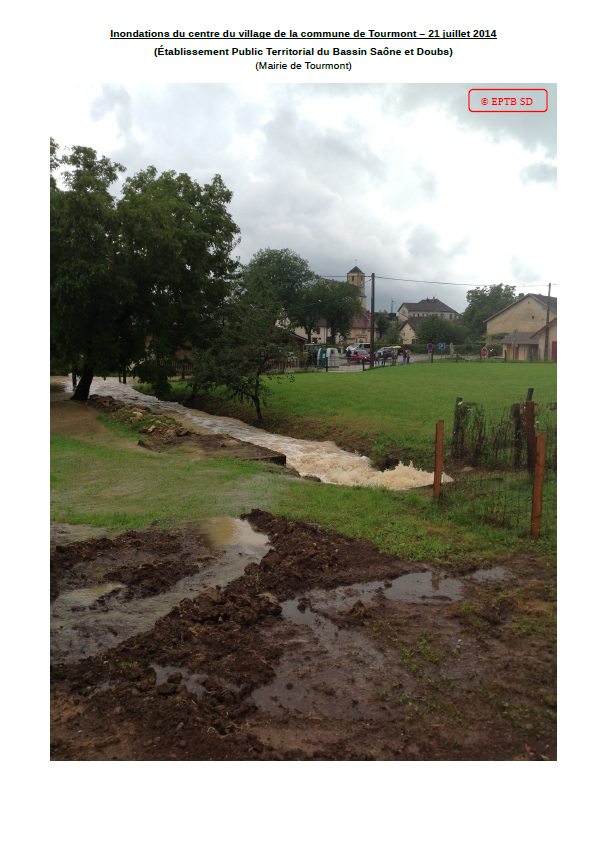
[51,399,555,566]
[138,360,557,468]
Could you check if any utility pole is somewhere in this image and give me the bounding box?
[370,273,375,368]
[543,282,551,362]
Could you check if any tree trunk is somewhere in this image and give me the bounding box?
[253,374,263,422]
[71,364,95,401]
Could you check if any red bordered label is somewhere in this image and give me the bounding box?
[468,89,548,112]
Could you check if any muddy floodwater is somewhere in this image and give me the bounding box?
[51,376,450,490]
[51,511,556,761]
[51,517,270,664]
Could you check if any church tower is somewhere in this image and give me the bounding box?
[347,266,366,310]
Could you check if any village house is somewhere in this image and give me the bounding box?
[485,293,557,345]
[398,314,463,346]
[397,297,460,324]
[398,317,421,345]
[497,331,540,362]
[530,316,557,361]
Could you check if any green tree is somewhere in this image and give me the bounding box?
[287,278,326,342]
[379,326,402,347]
[119,166,240,396]
[51,141,240,400]
[415,315,466,346]
[318,279,363,344]
[462,284,516,340]
[243,248,316,310]
[243,247,323,343]
[51,143,129,399]
[191,278,292,422]
[375,312,391,339]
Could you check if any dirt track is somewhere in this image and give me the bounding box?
[50,511,556,761]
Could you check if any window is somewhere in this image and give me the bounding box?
[450,314,452,319]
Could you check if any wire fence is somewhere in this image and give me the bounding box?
[437,399,557,539]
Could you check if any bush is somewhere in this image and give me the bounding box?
[403,342,488,355]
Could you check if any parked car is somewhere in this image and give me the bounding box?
[347,350,370,363]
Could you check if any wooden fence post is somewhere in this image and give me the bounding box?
[530,431,547,538]
[511,402,523,467]
[525,401,536,474]
[433,420,444,499]
[451,397,462,458]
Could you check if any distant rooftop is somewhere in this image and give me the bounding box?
[485,293,557,323]
[399,297,458,314]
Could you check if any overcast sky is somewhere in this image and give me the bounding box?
[52,82,557,313]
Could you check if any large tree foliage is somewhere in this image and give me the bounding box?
[287,279,325,342]
[318,279,363,343]
[119,166,240,396]
[243,248,316,309]
[50,141,240,400]
[191,277,292,422]
[244,248,322,342]
[379,325,402,347]
[462,284,517,340]
[375,312,391,339]
[415,315,466,346]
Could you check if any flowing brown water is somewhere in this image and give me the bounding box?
[52,376,451,490]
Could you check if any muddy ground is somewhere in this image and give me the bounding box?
[50,511,556,761]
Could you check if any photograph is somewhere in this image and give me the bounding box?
[50,82,557,763]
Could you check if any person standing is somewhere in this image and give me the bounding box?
[406,349,411,365]
[402,349,407,365]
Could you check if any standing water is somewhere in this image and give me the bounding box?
[52,376,451,490]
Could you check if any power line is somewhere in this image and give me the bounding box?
[319,275,557,288]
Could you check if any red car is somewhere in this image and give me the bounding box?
[347,350,370,363]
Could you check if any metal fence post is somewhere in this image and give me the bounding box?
[433,420,444,499]
[530,431,547,538]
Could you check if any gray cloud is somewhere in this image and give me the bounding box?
[80,82,555,313]
[91,84,134,139]
[510,256,541,284]
[520,162,557,186]
[383,83,557,159]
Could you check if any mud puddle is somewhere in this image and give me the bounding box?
[252,598,389,721]
[54,375,451,490]
[50,511,555,761]
[50,518,270,665]
[297,565,507,610]
[251,565,507,722]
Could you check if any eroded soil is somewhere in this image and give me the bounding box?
[50,511,556,761]
[51,528,215,602]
